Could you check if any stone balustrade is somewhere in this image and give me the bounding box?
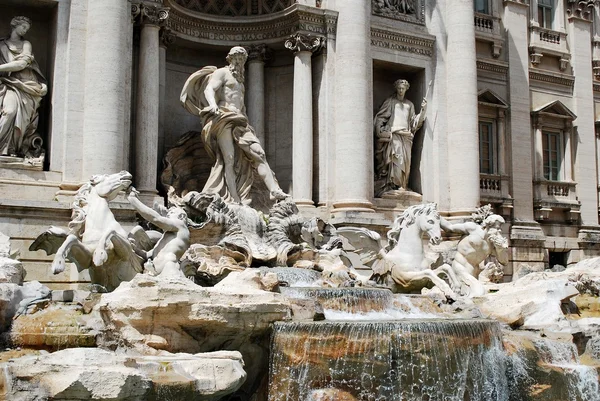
[529,26,570,70]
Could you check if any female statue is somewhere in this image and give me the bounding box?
[0,16,47,157]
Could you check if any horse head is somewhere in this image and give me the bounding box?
[90,171,133,201]
[414,203,442,245]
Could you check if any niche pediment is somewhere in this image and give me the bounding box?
[477,89,508,109]
[532,100,576,121]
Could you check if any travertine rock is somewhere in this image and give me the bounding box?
[0,281,50,332]
[0,232,25,285]
[95,274,291,354]
[476,273,580,330]
[1,348,246,401]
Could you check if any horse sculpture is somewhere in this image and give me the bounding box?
[30,171,148,292]
[371,203,457,298]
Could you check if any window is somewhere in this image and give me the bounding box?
[538,0,554,29]
[474,0,489,14]
[542,131,562,181]
[479,121,496,174]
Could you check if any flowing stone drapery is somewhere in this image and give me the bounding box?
[133,3,169,202]
[285,34,323,207]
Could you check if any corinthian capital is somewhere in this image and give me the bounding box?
[131,1,169,26]
[284,34,325,54]
[566,0,596,21]
[245,44,273,63]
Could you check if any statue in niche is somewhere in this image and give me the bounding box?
[127,187,191,278]
[440,205,509,297]
[374,79,427,197]
[0,16,47,160]
[180,46,288,205]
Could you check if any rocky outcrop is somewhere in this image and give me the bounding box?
[476,257,600,331]
[94,274,291,355]
[0,348,246,401]
[0,281,50,332]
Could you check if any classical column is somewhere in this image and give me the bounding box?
[446,0,479,214]
[246,44,270,146]
[497,110,506,175]
[132,2,169,200]
[285,34,323,207]
[332,0,373,211]
[567,2,598,226]
[81,0,133,177]
[532,116,544,180]
[158,28,175,185]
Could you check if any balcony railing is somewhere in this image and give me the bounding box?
[474,13,494,33]
[529,26,570,69]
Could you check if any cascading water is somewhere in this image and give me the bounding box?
[534,339,599,401]
[269,286,509,401]
[269,320,508,401]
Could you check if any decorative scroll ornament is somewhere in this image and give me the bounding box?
[160,27,176,47]
[284,34,324,53]
[131,1,170,25]
[566,0,597,21]
[245,44,273,63]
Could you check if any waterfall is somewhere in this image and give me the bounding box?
[269,320,508,401]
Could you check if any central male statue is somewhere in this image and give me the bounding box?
[180,46,288,204]
[374,79,427,196]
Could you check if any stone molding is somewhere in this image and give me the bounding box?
[503,0,529,6]
[245,44,273,63]
[566,0,597,22]
[172,0,294,17]
[594,82,600,92]
[477,59,509,80]
[284,33,324,54]
[529,70,575,88]
[132,1,170,25]
[164,1,338,46]
[371,0,425,25]
[370,28,434,57]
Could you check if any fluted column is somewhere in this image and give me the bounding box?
[246,44,270,146]
[446,0,479,214]
[285,34,323,207]
[81,0,133,177]
[332,0,373,211]
[132,2,169,200]
[158,28,175,185]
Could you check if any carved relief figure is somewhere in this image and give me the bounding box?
[441,208,509,297]
[374,0,416,15]
[180,46,288,204]
[0,16,47,157]
[374,79,427,196]
[127,187,190,278]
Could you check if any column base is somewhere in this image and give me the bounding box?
[294,198,315,207]
[332,199,375,213]
[137,189,163,207]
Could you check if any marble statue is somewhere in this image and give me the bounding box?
[30,171,148,292]
[0,16,47,158]
[441,206,509,297]
[127,187,190,278]
[371,203,457,298]
[180,46,288,204]
[374,79,427,196]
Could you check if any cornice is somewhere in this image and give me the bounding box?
[164,0,337,46]
[529,69,575,88]
[477,59,509,79]
[370,27,434,57]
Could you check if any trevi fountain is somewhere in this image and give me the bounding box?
[0,4,600,401]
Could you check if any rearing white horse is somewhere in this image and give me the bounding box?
[30,171,145,292]
[371,203,457,298]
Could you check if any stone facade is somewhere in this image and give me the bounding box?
[2,0,600,286]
